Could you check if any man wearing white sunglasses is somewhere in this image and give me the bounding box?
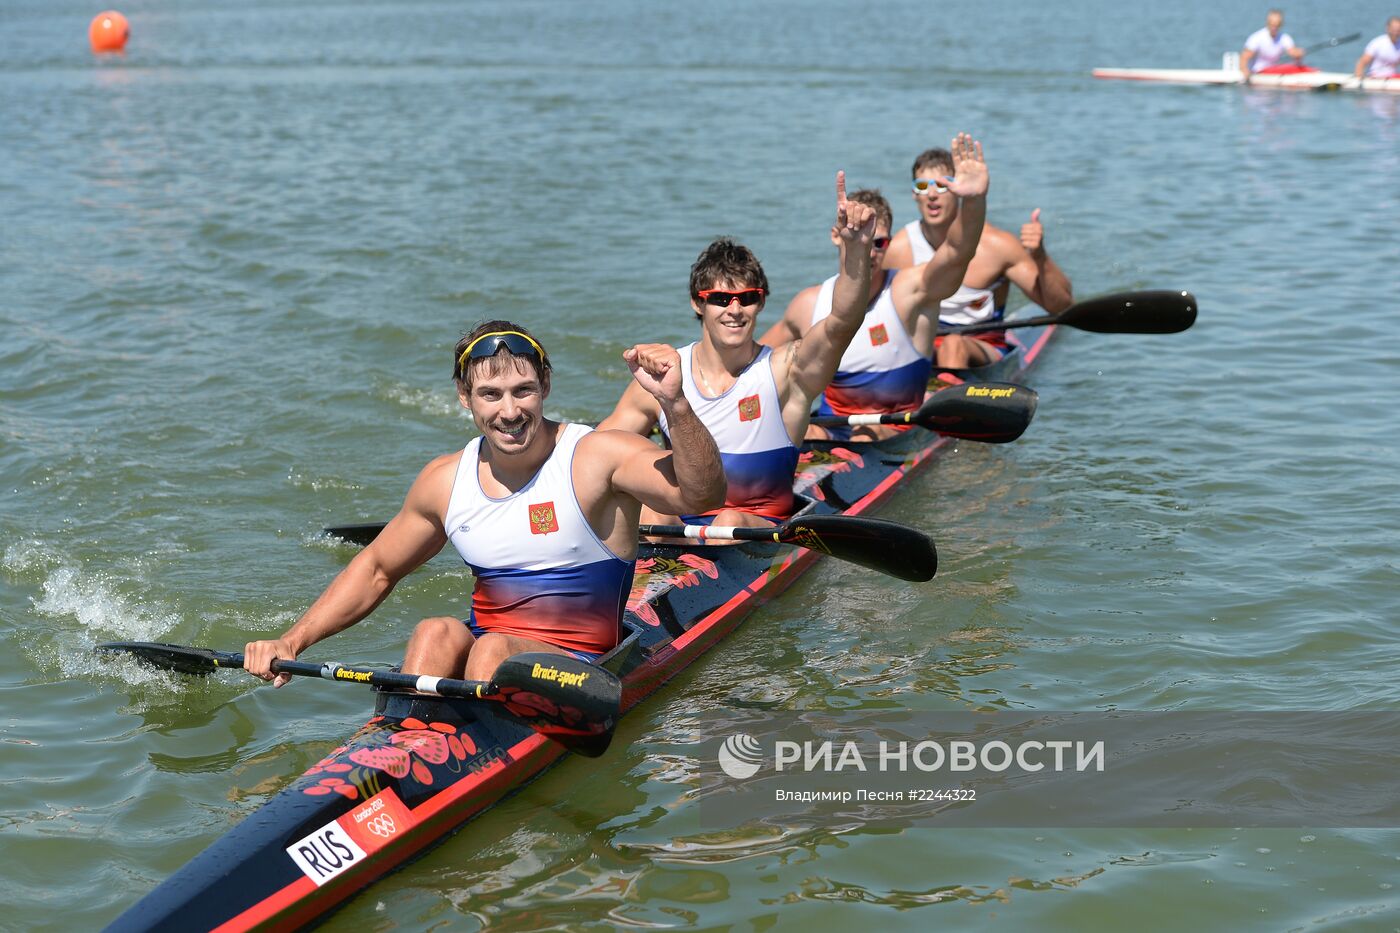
[884,146,1074,369]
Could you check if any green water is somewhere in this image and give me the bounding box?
[3,0,1399,929]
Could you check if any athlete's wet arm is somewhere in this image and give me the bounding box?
[788,184,876,402]
[654,396,726,512]
[605,406,725,515]
[1007,239,1073,313]
[596,379,661,434]
[1355,53,1373,78]
[244,461,450,683]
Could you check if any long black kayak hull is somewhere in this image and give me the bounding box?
[104,327,1054,932]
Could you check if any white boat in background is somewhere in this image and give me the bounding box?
[1093,53,1400,93]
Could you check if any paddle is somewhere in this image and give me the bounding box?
[97,642,621,757]
[1298,32,1361,53]
[939,289,1197,338]
[809,381,1037,443]
[638,513,937,582]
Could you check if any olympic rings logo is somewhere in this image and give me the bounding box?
[365,814,397,838]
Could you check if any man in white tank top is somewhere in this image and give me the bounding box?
[1241,10,1306,78]
[243,322,725,684]
[1355,18,1400,79]
[599,170,885,529]
[884,145,1073,369]
[760,135,990,440]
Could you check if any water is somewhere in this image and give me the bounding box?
[3,0,1399,929]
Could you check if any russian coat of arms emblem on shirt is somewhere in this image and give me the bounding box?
[868,323,889,346]
[738,394,761,422]
[528,502,559,535]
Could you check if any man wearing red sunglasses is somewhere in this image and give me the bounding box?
[760,133,993,440]
[243,322,726,685]
[598,172,879,529]
[882,144,1073,369]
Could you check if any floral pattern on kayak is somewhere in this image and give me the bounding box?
[626,553,719,628]
[298,716,500,800]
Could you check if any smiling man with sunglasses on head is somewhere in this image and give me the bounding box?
[883,142,1073,369]
[243,322,725,686]
[760,133,992,441]
[598,172,877,530]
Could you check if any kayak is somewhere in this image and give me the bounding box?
[1093,54,1400,93]
[102,327,1053,932]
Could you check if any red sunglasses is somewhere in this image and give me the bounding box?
[698,288,766,307]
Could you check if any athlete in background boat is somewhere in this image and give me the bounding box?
[759,140,990,440]
[1355,17,1400,79]
[598,170,883,528]
[244,322,725,685]
[883,146,1072,369]
[1241,10,1306,78]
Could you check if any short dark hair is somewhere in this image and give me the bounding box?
[452,319,552,393]
[912,148,953,178]
[688,237,769,304]
[848,188,893,233]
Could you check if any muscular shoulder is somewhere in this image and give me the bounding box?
[787,283,823,324]
[884,228,915,269]
[403,449,464,523]
[977,224,1027,266]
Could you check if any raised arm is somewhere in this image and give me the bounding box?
[783,171,876,410]
[892,133,989,313]
[606,343,725,515]
[244,456,452,685]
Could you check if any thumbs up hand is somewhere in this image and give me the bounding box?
[1020,208,1045,256]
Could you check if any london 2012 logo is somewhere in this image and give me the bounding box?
[365,813,397,838]
[718,733,764,779]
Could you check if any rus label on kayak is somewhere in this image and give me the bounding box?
[287,788,415,885]
[531,661,589,689]
[286,822,366,887]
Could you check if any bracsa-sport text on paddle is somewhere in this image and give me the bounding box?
[941,288,1197,337]
[809,381,1037,443]
[97,642,621,757]
[638,514,937,582]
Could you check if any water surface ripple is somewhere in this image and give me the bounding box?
[3,0,1398,929]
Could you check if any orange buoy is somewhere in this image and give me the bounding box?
[88,10,129,53]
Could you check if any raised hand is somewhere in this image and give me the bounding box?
[624,343,684,406]
[834,170,877,247]
[944,132,988,199]
[1021,208,1045,256]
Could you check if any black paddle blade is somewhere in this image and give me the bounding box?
[1060,289,1197,334]
[97,641,238,676]
[779,515,937,582]
[323,523,386,546]
[914,382,1039,443]
[488,652,622,758]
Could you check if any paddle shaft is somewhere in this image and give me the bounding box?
[199,648,499,699]
[1297,33,1361,52]
[639,522,782,542]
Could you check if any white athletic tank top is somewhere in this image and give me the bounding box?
[809,270,930,416]
[658,342,797,518]
[902,219,1006,327]
[443,422,632,655]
